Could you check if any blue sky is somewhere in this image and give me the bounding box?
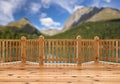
[0,0,120,30]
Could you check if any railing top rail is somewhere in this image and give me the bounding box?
[27,39,38,41]
[100,39,120,41]
[82,39,94,41]
[45,39,77,41]
[0,39,20,41]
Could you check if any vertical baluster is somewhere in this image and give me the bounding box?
[116,40,118,62]
[111,40,114,62]
[0,41,1,62]
[74,40,76,63]
[32,40,34,62]
[88,40,91,61]
[26,41,28,61]
[106,41,109,61]
[36,40,38,62]
[33,40,35,62]
[5,40,8,62]
[35,40,37,62]
[63,40,66,63]
[48,40,51,63]
[99,40,102,61]
[45,40,47,63]
[110,41,112,61]
[32,41,34,62]
[19,41,21,61]
[70,41,72,63]
[9,41,12,62]
[12,41,14,61]
[84,41,86,62]
[56,40,58,63]
[82,41,84,62]
[65,40,68,63]
[86,41,88,61]
[31,40,33,61]
[59,40,62,63]
[16,41,19,61]
[2,40,5,62]
[14,41,16,61]
[30,40,32,61]
[102,41,106,61]
[52,40,54,63]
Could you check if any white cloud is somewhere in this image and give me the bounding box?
[41,0,84,14]
[41,0,51,8]
[53,0,75,14]
[40,13,47,18]
[92,0,101,7]
[104,0,111,3]
[0,0,26,25]
[91,0,112,8]
[30,3,41,14]
[40,17,60,28]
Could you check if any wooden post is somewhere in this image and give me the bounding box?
[21,36,26,64]
[94,36,99,63]
[77,35,82,66]
[39,35,44,66]
[116,40,118,63]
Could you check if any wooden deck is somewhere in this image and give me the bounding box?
[0,62,120,84]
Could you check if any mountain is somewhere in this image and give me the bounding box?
[8,18,31,28]
[87,7,120,22]
[47,19,120,39]
[40,29,62,36]
[41,7,99,36]
[63,7,99,31]
[0,18,41,39]
[63,7,120,31]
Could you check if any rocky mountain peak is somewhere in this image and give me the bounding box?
[63,7,120,32]
[8,18,31,28]
[87,7,120,22]
[18,18,30,23]
[63,7,99,31]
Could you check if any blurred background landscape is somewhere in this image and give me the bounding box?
[0,0,120,39]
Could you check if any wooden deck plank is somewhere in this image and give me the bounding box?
[0,82,93,84]
[0,62,120,84]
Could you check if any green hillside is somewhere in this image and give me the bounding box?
[47,19,120,39]
[0,24,41,39]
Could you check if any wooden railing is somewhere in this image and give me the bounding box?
[0,39,21,62]
[99,39,120,62]
[0,35,120,66]
[44,39,77,64]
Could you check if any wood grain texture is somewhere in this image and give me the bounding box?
[77,36,82,65]
[39,36,44,65]
[21,36,26,64]
[0,62,120,84]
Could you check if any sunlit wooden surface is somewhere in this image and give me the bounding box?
[0,62,120,84]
